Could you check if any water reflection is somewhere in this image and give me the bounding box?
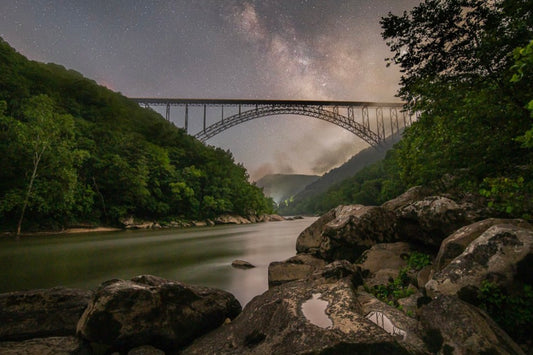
[0,218,316,306]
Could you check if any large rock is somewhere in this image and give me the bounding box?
[394,196,478,250]
[426,224,533,298]
[215,215,251,225]
[356,242,412,276]
[381,186,433,212]
[296,205,398,262]
[321,205,398,261]
[295,208,337,255]
[0,336,88,355]
[434,218,532,272]
[0,287,93,341]
[76,275,241,353]
[418,295,524,354]
[268,254,326,287]
[182,278,413,354]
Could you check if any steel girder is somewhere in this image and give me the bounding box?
[193,105,383,147]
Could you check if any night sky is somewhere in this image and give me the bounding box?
[0,0,421,180]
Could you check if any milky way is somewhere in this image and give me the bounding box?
[0,0,421,180]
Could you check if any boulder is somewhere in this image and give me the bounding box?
[418,295,524,354]
[0,336,87,355]
[434,218,532,272]
[0,287,93,341]
[215,215,251,225]
[182,278,413,354]
[296,205,399,262]
[266,214,285,222]
[311,260,357,281]
[394,196,477,250]
[268,254,326,287]
[381,186,433,212]
[76,275,241,353]
[356,242,412,276]
[320,205,398,261]
[231,260,255,269]
[426,224,533,298]
[296,208,337,255]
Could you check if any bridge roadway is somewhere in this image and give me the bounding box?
[130,98,410,147]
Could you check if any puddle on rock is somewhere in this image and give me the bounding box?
[301,293,333,328]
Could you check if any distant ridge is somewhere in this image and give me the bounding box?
[255,174,320,204]
[285,136,400,205]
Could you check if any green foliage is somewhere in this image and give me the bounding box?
[477,280,533,343]
[479,176,533,220]
[366,252,430,308]
[0,38,274,231]
[377,0,533,220]
[366,268,414,308]
[406,251,432,271]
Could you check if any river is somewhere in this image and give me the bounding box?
[0,218,316,306]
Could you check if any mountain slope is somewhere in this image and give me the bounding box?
[256,174,319,203]
[287,135,400,205]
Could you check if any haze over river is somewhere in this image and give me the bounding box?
[0,218,316,306]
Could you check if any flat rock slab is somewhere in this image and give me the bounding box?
[0,287,93,341]
[183,278,413,354]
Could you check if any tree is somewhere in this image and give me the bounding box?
[12,95,76,236]
[380,0,533,187]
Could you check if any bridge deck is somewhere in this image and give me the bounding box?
[130,98,404,108]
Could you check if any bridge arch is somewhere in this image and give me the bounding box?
[194,105,381,146]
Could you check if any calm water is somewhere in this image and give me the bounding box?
[0,218,315,306]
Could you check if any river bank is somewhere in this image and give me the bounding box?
[1,213,291,239]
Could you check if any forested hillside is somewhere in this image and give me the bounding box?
[0,38,274,233]
[279,136,399,214]
[283,0,533,219]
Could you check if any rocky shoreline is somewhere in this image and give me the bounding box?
[2,213,289,238]
[1,187,531,354]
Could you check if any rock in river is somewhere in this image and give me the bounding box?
[76,275,241,353]
[232,260,256,269]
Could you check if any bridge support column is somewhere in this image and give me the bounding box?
[185,104,189,133]
[203,105,206,131]
[376,107,385,140]
[165,104,171,121]
[362,106,369,130]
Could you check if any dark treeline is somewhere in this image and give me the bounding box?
[0,38,274,233]
[283,0,533,220]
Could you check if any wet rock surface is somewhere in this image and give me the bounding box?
[0,287,93,341]
[76,275,241,353]
[182,278,413,355]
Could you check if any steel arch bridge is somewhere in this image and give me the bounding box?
[130,98,412,147]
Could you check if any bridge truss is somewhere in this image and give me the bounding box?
[130,98,412,147]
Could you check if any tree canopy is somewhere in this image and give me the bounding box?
[0,38,274,232]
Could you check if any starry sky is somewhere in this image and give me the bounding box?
[0,0,421,181]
